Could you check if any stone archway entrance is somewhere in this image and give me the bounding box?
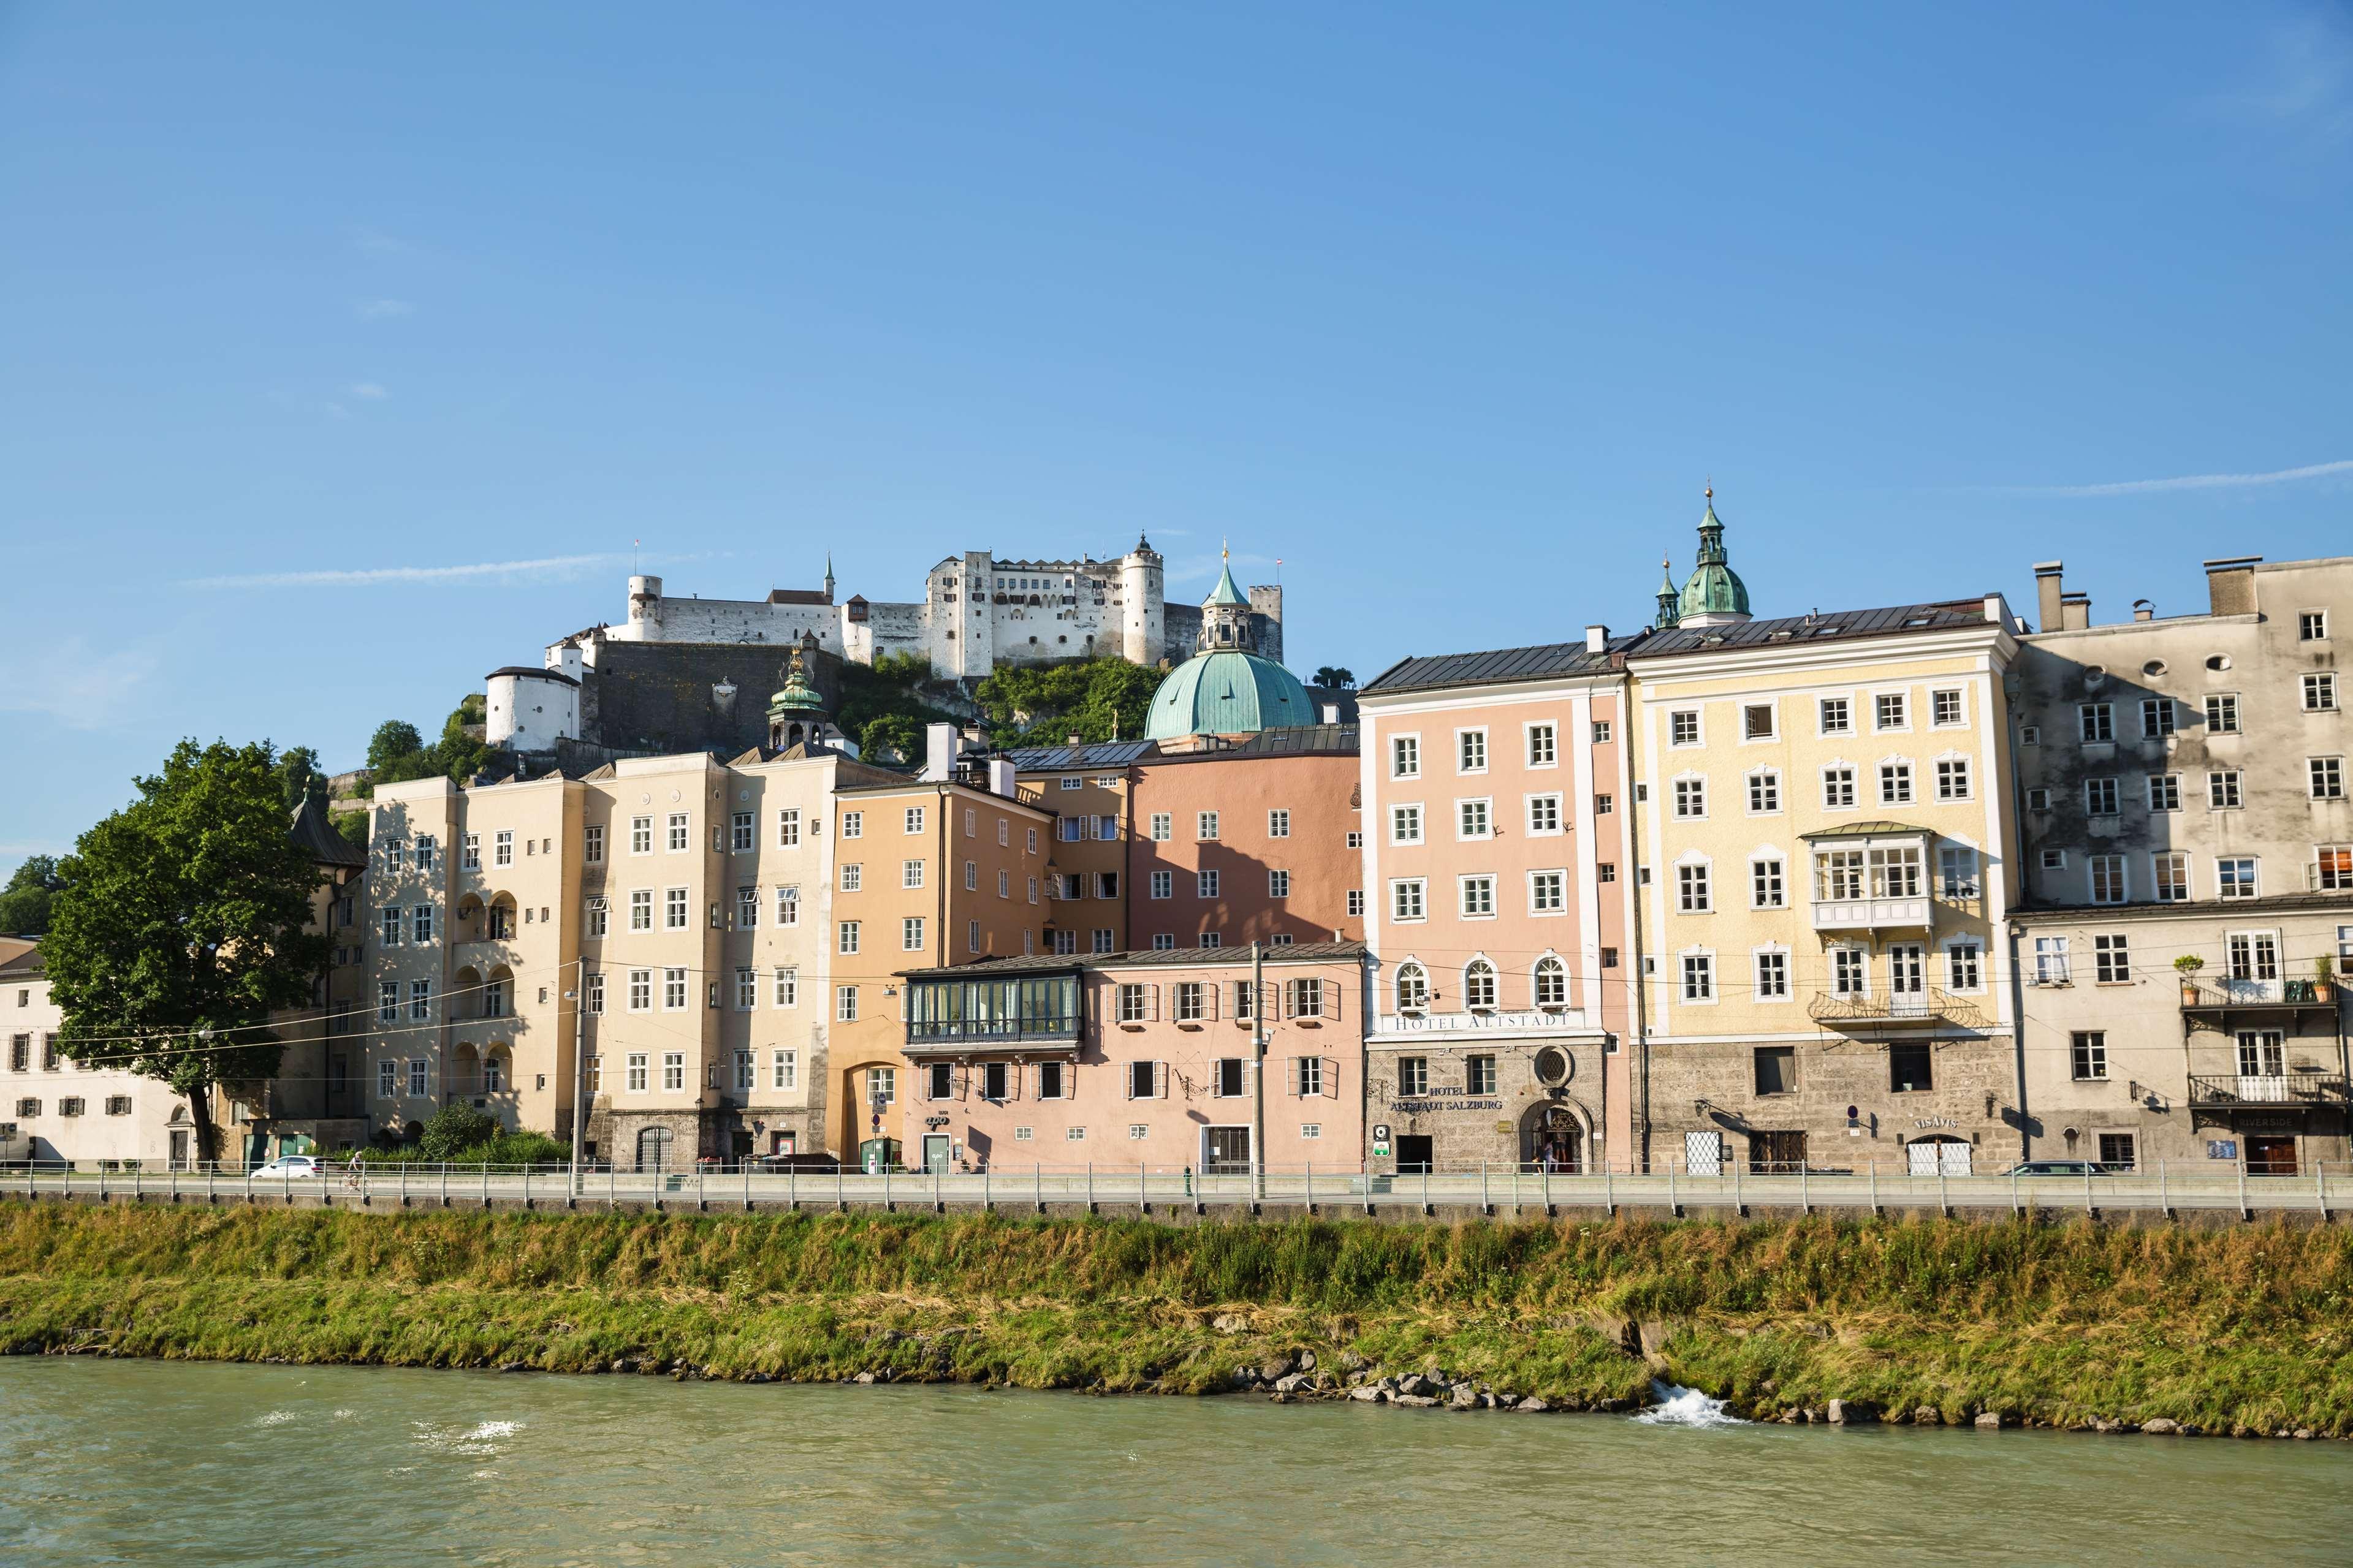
[1519,1101,1586,1173]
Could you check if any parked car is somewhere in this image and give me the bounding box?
[253,1154,322,1179]
[2002,1159,2115,1176]
[755,1151,842,1173]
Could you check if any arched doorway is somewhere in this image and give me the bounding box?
[1519,1101,1585,1173]
[636,1126,675,1173]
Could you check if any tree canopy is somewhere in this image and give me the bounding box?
[40,739,332,1162]
[363,697,491,789]
[0,856,64,936]
[834,652,961,765]
[1312,665,1356,691]
[977,657,1161,748]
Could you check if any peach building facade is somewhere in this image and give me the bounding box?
[1356,635,1639,1173]
[829,775,1055,1167]
[894,944,1369,1175]
[1126,729,1365,952]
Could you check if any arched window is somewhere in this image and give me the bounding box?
[1534,956,1568,1009]
[483,1052,505,1094]
[1464,959,1497,1010]
[1396,962,1428,1013]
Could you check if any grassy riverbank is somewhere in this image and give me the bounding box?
[1,1203,2348,1436]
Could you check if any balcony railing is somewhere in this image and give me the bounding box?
[1810,895,1933,932]
[2180,979,2340,1010]
[2187,1073,2351,1110]
[903,1016,1081,1050]
[1807,987,1990,1029]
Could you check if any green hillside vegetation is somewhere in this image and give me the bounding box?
[978,657,1161,747]
[4,1206,2348,1436]
[360,696,492,793]
[834,653,964,765]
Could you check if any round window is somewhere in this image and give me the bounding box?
[1533,1047,1571,1086]
[2142,659,2167,677]
[2207,654,2232,672]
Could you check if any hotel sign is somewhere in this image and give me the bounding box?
[1377,1010,1587,1037]
[1391,1096,1504,1114]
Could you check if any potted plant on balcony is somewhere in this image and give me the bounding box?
[2318,955,2337,1004]
[2175,954,2205,1006]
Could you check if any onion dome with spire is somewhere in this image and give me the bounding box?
[1144,545,1315,741]
[1671,488,1752,627]
[766,644,841,751]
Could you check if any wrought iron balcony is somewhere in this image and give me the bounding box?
[2187,1073,2351,1111]
[1807,987,1990,1029]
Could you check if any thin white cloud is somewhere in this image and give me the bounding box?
[2205,11,2353,145]
[349,382,388,400]
[1999,459,2353,498]
[0,640,158,730]
[189,553,622,590]
[356,298,414,319]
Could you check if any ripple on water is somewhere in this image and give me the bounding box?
[1635,1382,1746,1428]
[412,1419,525,1456]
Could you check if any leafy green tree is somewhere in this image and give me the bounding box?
[1312,666,1356,691]
[435,694,490,784]
[0,856,65,936]
[41,740,332,1163]
[275,746,330,812]
[366,721,425,775]
[859,712,924,766]
[977,657,1159,746]
[418,1102,501,1161]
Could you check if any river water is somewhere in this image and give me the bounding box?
[2,1359,2347,1566]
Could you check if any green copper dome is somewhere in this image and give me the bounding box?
[1676,493,1750,622]
[767,648,826,721]
[1144,649,1317,740]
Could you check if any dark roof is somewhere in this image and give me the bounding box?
[1135,725,1359,764]
[1099,941,1366,968]
[1798,820,1929,841]
[895,941,1367,980]
[484,665,580,686]
[290,798,367,869]
[894,953,1087,980]
[1007,740,1160,771]
[1634,599,1996,659]
[767,588,832,605]
[1361,638,1634,695]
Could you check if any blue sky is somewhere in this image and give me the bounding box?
[3,3,2350,874]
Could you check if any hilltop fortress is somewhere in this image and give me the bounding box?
[484,539,1285,756]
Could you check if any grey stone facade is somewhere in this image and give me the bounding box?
[2011,555,2353,1172]
[1366,1036,1608,1174]
[1644,1034,2015,1175]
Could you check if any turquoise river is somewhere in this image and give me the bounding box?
[1,1358,2347,1566]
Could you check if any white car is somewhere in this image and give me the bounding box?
[253,1154,322,1179]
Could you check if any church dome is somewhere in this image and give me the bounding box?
[1144,649,1317,740]
[1675,491,1751,625]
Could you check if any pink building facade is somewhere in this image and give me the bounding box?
[1355,633,1640,1172]
[894,944,1369,1176]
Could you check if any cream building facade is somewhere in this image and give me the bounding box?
[1628,504,2025,1176]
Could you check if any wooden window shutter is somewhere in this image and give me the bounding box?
[1149,983,1161,1021]
[1324,1057,1339,1099]
[1326,976,1342,1022]
[1205,980,1220,1021]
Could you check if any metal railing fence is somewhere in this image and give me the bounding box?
[1,1156,2347,1218]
